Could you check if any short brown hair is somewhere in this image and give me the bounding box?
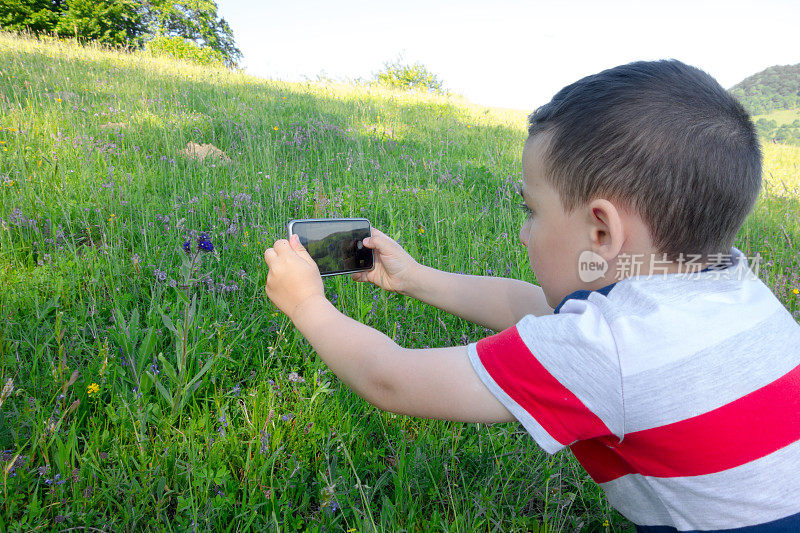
[528,59,762,261]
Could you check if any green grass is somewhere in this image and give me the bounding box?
[752,108,800,127]
[0,31,798,532]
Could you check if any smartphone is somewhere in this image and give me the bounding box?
[286,218,374,277]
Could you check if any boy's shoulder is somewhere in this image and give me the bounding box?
[546,246,800,374]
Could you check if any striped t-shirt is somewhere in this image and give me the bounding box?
[467,246,800,532]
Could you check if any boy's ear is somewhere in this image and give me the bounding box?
[586,198,625,261]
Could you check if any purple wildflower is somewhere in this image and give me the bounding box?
[287,372,305,383]
[197,233,213,252]
[183,240,192,254]
[45,473,66,486]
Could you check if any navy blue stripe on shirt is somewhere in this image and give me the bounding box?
[552,261,731,314]
[553,282,617,314]
[635,510,800,533]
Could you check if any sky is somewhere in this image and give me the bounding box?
[216,0,800,111]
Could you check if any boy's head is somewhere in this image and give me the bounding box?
[518,58,763,308]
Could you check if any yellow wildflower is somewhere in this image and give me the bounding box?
[56,98,62,103]
[87,383,100,395]
[603,520,610,527]
[793,289,799,295]
[273,126,279,131]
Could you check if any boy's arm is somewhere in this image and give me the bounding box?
[293,296,516,424]
[265,236,515,424]
[353,229,551,331]
[405,264,553,332]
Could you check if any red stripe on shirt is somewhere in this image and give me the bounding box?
[572,362,800,483]
[476,326,614,445]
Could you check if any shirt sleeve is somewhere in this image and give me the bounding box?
[467,297,624,454]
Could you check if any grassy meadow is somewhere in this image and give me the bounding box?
[752,108,800,127]
[1,32,799,532]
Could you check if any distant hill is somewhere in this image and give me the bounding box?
[730,63,800,146]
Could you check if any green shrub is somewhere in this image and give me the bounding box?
[374,57,445,93]
[144,35,224,67]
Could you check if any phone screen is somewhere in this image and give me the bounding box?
[288,218,373,276]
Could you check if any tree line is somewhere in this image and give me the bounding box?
[729,63,800,146]
[730,63,800,116]
[0,0,241,67]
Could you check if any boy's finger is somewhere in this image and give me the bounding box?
[363,234,382,248]
[289,234,316,265]
[289,234,304,251]
[367,228,396,248]
[362,229,378,248]
[273,239,291,254]
[264,248,277,266]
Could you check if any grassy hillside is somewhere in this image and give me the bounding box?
[730,62,800,145]
[0,32,798,531]
[752,108,800,128]
[730,62,800,115]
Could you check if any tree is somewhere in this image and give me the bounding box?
[0,0,241,67]
[57,0,145,48]
[0,0,144,47]
[0,0,60,35]
[374,56,445,93]
[138,0,241,67]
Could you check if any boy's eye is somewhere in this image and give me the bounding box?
[519,202,533,216]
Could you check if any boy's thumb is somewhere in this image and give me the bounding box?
[290,235,314,263]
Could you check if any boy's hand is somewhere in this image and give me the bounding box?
[351,228,420,295]
[264,234,325,320]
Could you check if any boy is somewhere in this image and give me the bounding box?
[263,59,800,531]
